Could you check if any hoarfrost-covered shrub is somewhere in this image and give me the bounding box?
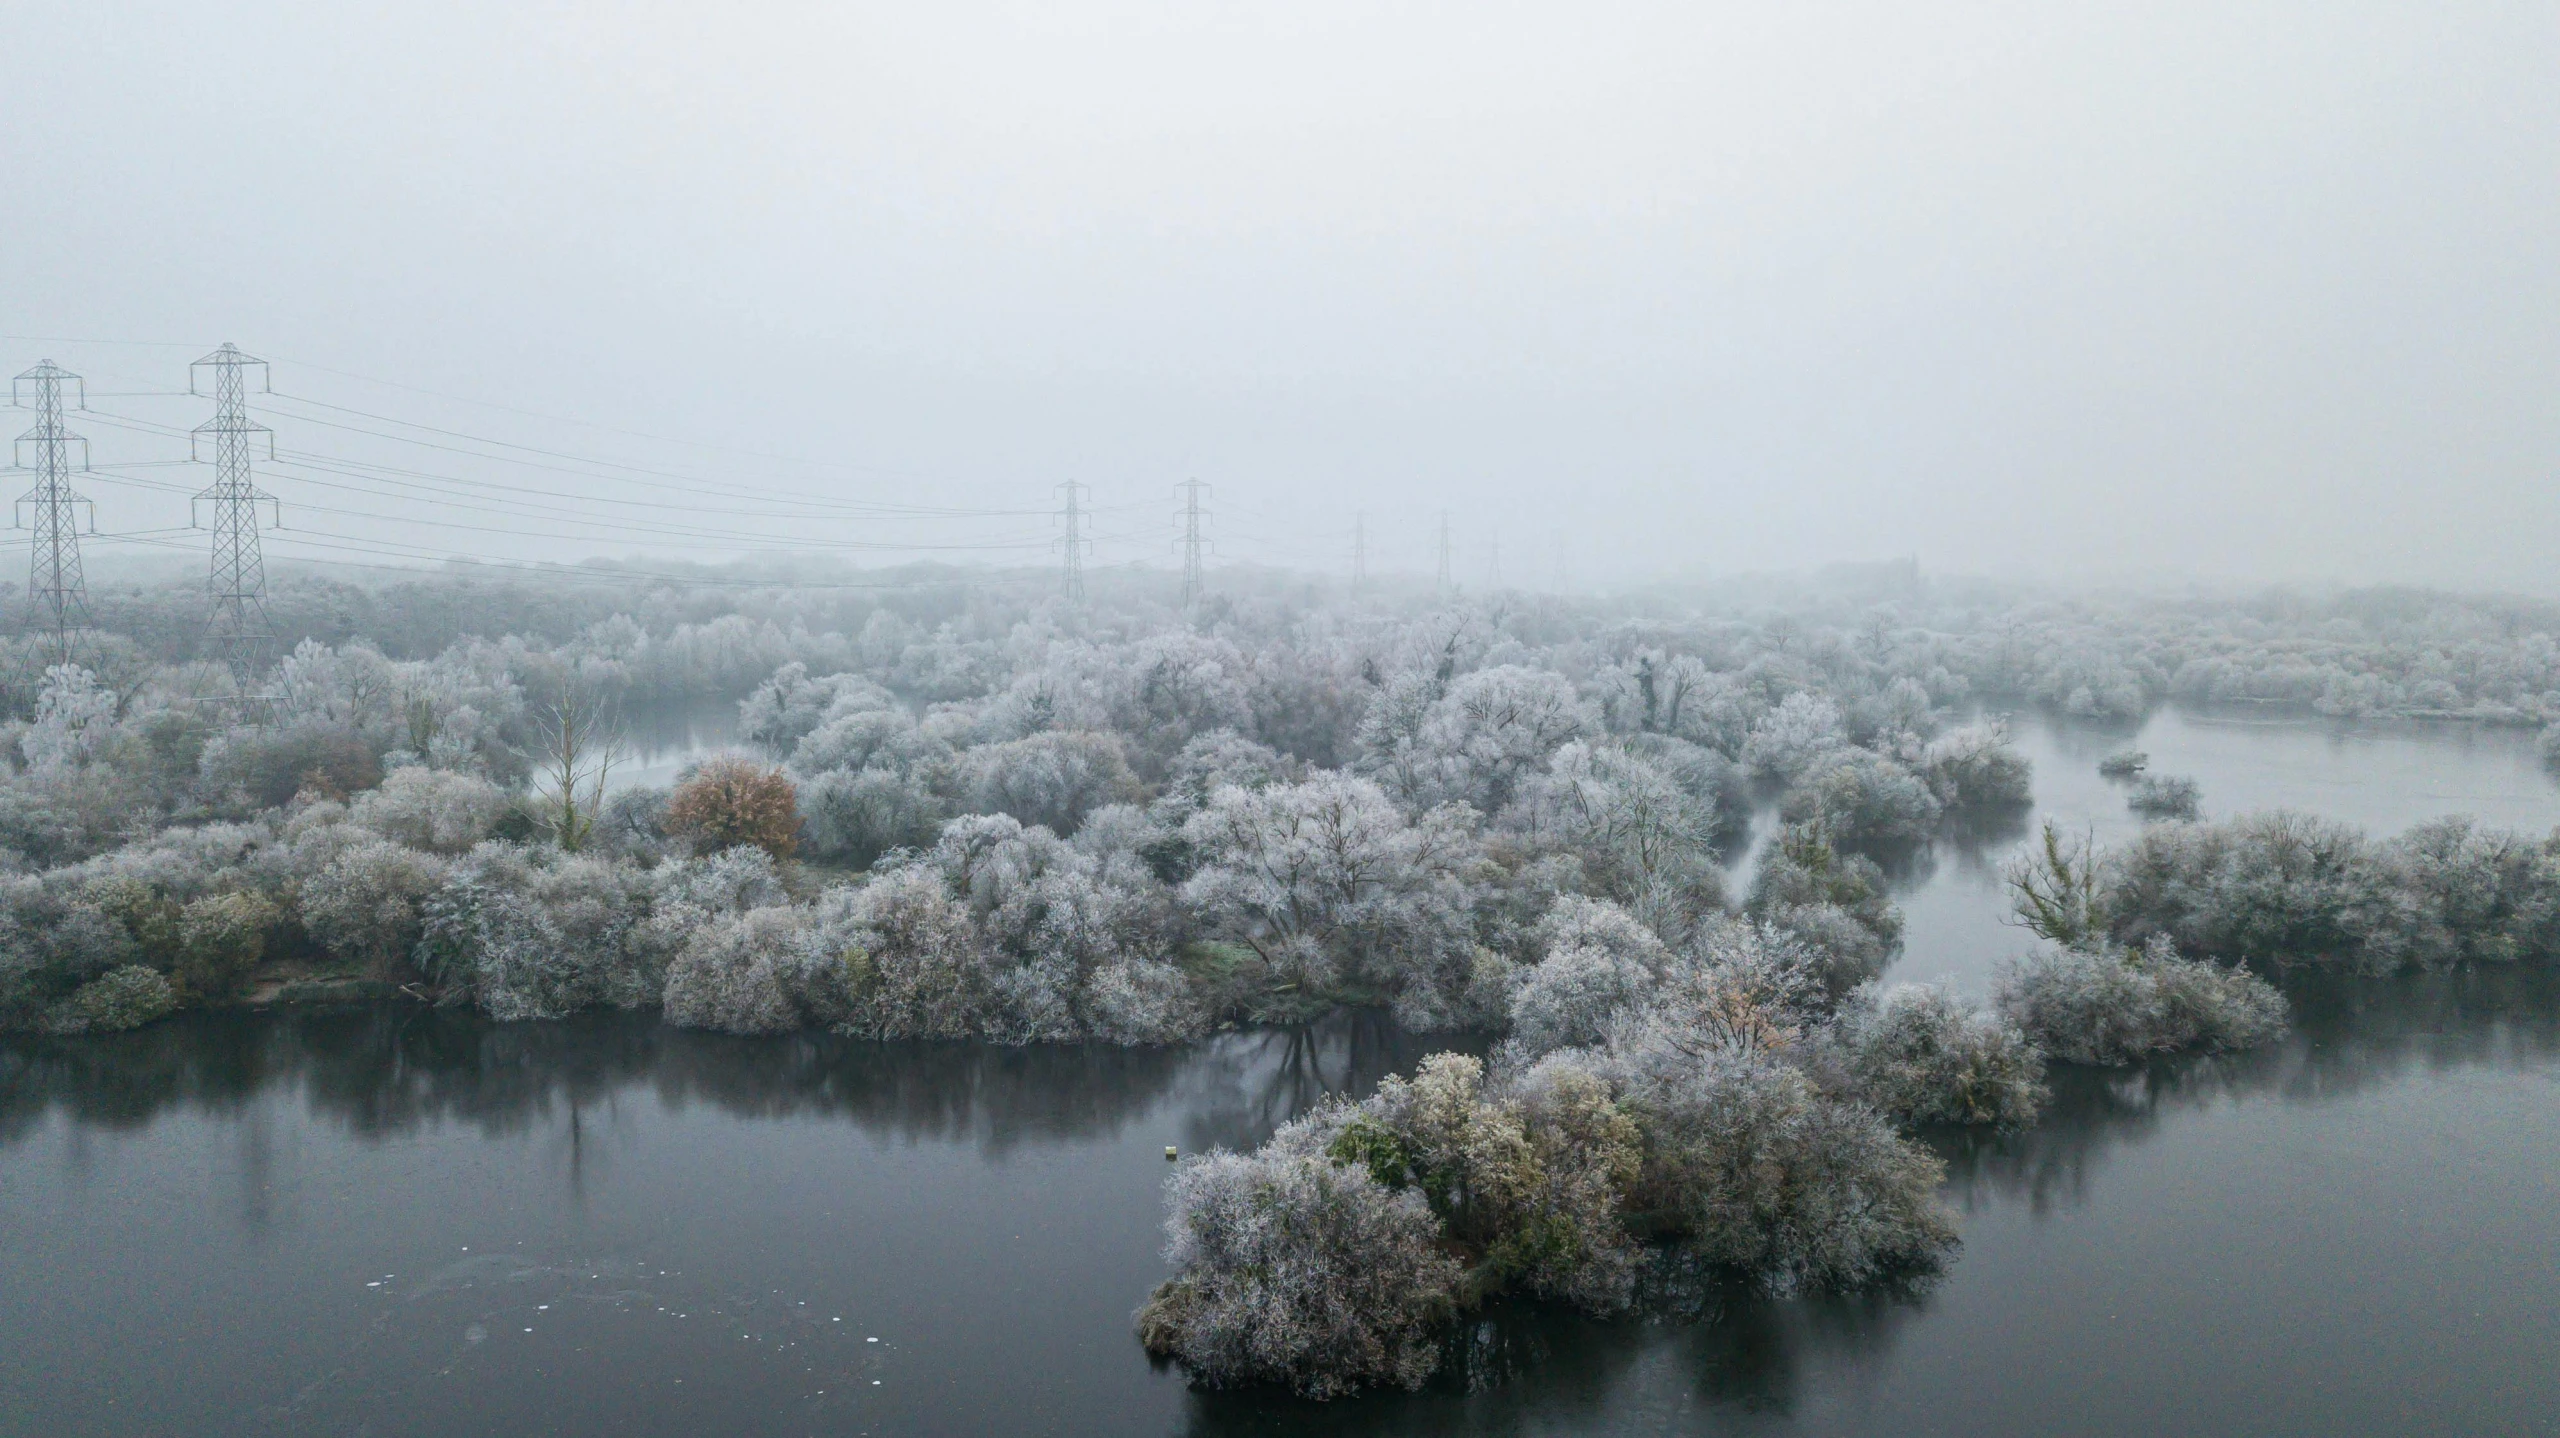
[42,965,177,1034]
[2104,811,2382,965]
[1496,1053,1647,1311]
[1154,729,1294,816]
[594,785,674,859]
[957,730,1140,837]
[1833,984,2046,1127]
[1753,900,1895,1000]
[1180,772,1487,1007]
[657,844,790,914]
[1742,693,1847,782]
[346,767,508,854]
[1995,936,2287,1065]
[790,706,925,775]
[1414,665,1598,814]
[810,866,993,1040]
[1610,1045,1956,1293]
[1780,749,1942,849]
[1511,741,1728,945]
[1137,1127,1463,1398]
[415,843,660,1019]
[662,904,851,1035]
[1918,724,2033,811]
[740,663,895,755]
[2128,774,2201,820]
[1507,941,1654,1062]
[1083,958,1207,1045]
[298,839,450,969]
[1747,826,1903,995]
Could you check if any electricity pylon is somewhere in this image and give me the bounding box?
[1176,479,1210,607]
[1435,510,1453,596]
[12,361,97,670]
[1055,480,1091,602]
[1352,511,1368,592]
[190,343,281,680]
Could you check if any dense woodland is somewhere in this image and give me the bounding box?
[11,560,2560,1395]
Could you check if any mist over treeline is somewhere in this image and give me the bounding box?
[12,556,2560,723]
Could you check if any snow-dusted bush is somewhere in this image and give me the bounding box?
[1746,826,1903,996]
[414,843,661,1019]
[1781,748,1942,848]
[1742,693,1848,781]
[791,706,929,775]
[197,721,383,810]
[1917,723,2033,811]
[739,662,896,756]
[1608,1042,1956,1292]
[1508,940,1656,1062]
[1082,958,1206,1045]
[299,839,450,969]
[346,767,509,854]
[2104,811,2385,966]
[956,730,1138,836]
[1832,984,2046,1127]
[661,904,856,1035]
[1137,1129,1462,1399]
[806,865,991,1039]
[1995,936,2287,1065]
[2127,773,2201,819]
[1510,740,1728,945]
[1181,772,1487,1018]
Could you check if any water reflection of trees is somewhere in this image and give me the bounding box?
[1173,1279,1930,1438]
[1937,965,2560,1214]
[0,1007,1465,1157]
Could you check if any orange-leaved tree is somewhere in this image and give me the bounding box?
[665,755,801,859]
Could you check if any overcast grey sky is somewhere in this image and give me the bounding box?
[5,2,2555,589]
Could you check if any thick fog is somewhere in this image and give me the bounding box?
[4,1,2554,588]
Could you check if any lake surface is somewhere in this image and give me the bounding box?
[1879,704,2560,991]
[6,706,2560,1436]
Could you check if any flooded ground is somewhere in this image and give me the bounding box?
[6,706,2558,1436]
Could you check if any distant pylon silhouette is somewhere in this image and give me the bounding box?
[1176,479,1210,607]
[190,344,281,680]
[12,360,98,670]
[1055,480,1091,602]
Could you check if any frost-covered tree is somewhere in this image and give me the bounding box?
[1138,1124,1462,1398]
[1180,773,1487,1020]
[1741,692,1847,782]
[1830,984,2046,1127]
[1996,935,2287,1065]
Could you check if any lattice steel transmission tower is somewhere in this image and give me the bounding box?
[12,361,98,669]
[1054,480,1091,602]
[190,344,281,679]
[1435,510,1453,596]
[1175,479,1210,607]
[1352,511,1368,592]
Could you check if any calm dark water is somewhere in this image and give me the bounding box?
[6,708,2560,1437]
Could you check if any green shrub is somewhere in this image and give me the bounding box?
[44,965,177,1034]
[174,891,278,1001]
